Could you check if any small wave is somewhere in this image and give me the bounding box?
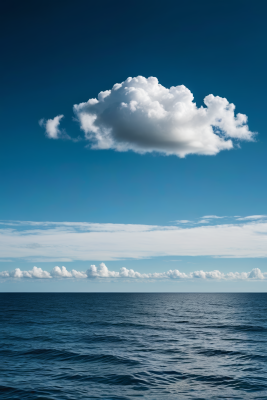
[197,348,246,358]
[21,348,140,366]
[197,323,267,333]
[55,373,150,387]
[80,334,125,343]
[148,369,267,391]
[0,385,55,400]
[0,347,140,366]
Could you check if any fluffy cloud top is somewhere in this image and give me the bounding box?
[1,264,266,281]
[39,115,64,139]
[51,266,87,278]
[73,76,255,157]
[2,266,52,279]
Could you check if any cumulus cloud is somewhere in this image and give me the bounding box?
[71,269,88,279]
[7,266,51,279]
[0,271,10,277]
[247,268,265,279]
[51,266,73,278]
[73,76,255,157]
[1,264,266,281]
[87,262,119,278]
[39,115,65,139]
[51,266,87,278]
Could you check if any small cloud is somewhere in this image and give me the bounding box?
[38,118,45,127]
[6,266,51,279]
[236,215,267,221]
[39,114,67,139]
[201,215,225,219]
[51,266,73,278]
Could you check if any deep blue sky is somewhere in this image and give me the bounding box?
[1,0,266,224]
[0,0,267,290]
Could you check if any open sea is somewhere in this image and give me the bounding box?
[0,293,266,399]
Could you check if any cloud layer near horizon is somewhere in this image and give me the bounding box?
[0,263,266,281]
[72,76,255,157]
[0,217,267,262]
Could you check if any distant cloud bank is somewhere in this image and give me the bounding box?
[0,264,266,281]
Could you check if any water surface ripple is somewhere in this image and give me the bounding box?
[0,293,266,399]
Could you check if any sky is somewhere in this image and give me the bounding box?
[0,0,267,291]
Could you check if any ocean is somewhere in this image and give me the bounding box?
[0,293,266,399]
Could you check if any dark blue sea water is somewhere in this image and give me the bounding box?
[0,293,267,399]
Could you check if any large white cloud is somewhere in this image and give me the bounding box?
[73,76,255,157]
[1,264,266,281]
